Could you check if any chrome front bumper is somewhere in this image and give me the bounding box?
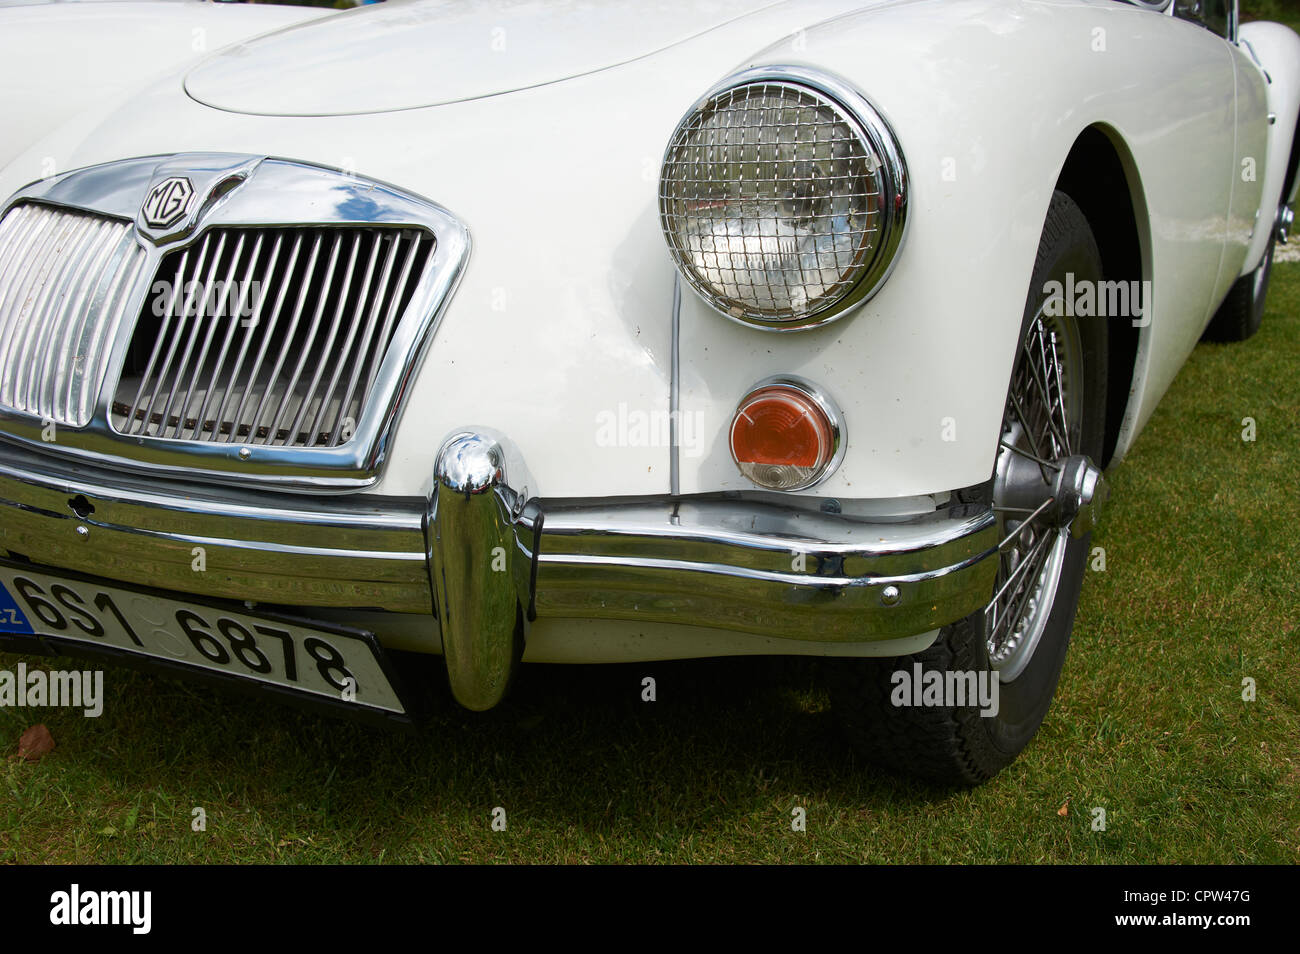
[0,433,999,710]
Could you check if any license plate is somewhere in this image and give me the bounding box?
[0,560,408,717]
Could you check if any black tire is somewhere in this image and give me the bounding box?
[828,192,1108,785]
[1202,232,1275,343]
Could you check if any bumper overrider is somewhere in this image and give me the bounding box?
[0,431,1002,711]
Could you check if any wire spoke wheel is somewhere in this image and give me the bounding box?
[828,190,1108,785]
[987,306,1084,680]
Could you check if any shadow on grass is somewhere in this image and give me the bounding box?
[14,650,958,848]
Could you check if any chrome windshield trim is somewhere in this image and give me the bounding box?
[0,154,470,493]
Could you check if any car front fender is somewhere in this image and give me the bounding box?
[675,0,1244,497]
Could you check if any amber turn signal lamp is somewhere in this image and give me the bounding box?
[729,380,841,490]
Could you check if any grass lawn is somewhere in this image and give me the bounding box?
[3,265,1300,865]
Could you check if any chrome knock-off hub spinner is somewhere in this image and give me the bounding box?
[986,309,1107,680]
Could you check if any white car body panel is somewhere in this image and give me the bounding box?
[0,0,1287,504]
[1237,20,1300,274]
[682,0,1257,492]
[0,0,878,499]
[185,0,788,116]
[0,1,330,172]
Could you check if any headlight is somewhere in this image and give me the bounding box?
[659,67,907,330]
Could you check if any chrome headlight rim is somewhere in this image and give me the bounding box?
[659,65,909,333]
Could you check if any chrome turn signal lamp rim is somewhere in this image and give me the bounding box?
[729,376,844,491]
[659,65,908,331]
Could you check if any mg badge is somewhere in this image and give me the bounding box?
[141,176,195,229]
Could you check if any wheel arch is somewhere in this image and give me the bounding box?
[1053,124,1150,468]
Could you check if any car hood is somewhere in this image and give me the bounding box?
[185,0,787,117]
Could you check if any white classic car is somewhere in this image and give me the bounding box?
[0,0,1295,784]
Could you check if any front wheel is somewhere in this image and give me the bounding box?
[829,191,1109,785]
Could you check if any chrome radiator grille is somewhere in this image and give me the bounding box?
[0,203,147,427]
[112,225,434,447]
[0,154,469,491]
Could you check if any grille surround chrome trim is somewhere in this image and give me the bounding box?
[0,154,470,492]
